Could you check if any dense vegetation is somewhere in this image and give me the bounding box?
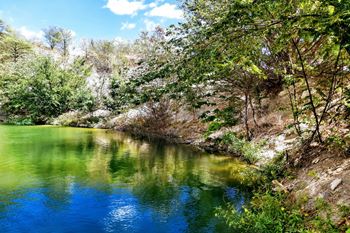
[0,0,350,231]
[0,24,93,124]
[117,0,350,143]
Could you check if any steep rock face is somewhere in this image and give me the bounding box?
[53,101,206,143]
[86,70,111,102]
[105,102,206,143]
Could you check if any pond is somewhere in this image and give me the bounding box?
[0,126,249,233]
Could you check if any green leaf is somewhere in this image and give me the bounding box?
[328,5,335,15]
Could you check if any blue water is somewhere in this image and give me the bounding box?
[0,126,248,233]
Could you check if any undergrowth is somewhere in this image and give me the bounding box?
[215,152,348,233]
[5,117,34,125]
[220,132,264,164]
[215,192,343,233]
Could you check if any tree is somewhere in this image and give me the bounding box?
[110,0,349,144]
[0,35,32,63]
[44,26,62,50]
[58,28,73,57]
[43,26,74,56]
[165,0,350,143]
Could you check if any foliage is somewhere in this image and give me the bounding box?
[203,107,240,137]
[5,117,33,126]
[0,35,32,63]
[111,0,350,143]
[261,152,288,182]
[216,193,303,233]
[234,151,288,189]
[221,132,261,164]
[0,56,94,124]
[326,134,347,150]
[205,122,222,137]
[43,26,73,56]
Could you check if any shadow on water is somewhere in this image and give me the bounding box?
[0,126,250,233]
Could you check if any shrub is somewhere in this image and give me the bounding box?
[204,122,223,137]
[221,132,260,164]
[202,107,239,136]
[216,193,305,233]
[216,192,342,233]
[5,116,33,125]
[261,152,288,182]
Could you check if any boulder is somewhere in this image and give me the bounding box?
[330,178,342,191]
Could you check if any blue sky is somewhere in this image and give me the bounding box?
[0,0,183,41]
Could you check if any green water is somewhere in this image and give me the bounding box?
[0,126,249,233]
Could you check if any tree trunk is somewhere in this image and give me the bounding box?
[292,39,323,143]
[244,92,250,140]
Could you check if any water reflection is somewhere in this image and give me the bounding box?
[0,126,249,233]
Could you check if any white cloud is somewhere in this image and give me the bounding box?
[148,2,157,8]
[121,22,136,30]
[16,27,76,42]
[146,3,183,19]
[143,19,159,31]
[17,26,44,42]
[148,0,164,8]
[114,36,128,44]
[105,0,147,16]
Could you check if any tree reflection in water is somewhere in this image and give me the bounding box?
[0,126,250,233]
